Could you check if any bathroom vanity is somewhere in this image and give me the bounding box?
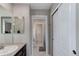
[15,44,26,56]
[0,44,26,56]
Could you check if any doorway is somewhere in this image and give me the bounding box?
[31,15,48,56]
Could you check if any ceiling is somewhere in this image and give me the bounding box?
[0,3,53,10]
[30,3,52,10]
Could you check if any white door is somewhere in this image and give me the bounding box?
[53,4,76,56]
[32,21,46,56]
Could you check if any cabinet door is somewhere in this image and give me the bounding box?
[15,45,26,56]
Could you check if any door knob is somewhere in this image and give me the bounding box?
[72,50,76,55]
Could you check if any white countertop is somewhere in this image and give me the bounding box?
[0,43,26,56]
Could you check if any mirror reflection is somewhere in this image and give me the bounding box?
[13,17,24,34]
[1,17,12,34]
[1,16,24,34]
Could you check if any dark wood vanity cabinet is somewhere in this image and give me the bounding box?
[15,44,26,56]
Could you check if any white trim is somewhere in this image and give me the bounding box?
[51,3,62,16]
[31,15,48,56]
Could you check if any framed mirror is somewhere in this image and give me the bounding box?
[13,16,24,34]
[1,16,24,34]
[1,16,12,34]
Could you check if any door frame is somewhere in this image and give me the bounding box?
[50,3,62,56]
[31,15,48,55]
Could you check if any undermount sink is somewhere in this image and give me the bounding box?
[0,45,18,56]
